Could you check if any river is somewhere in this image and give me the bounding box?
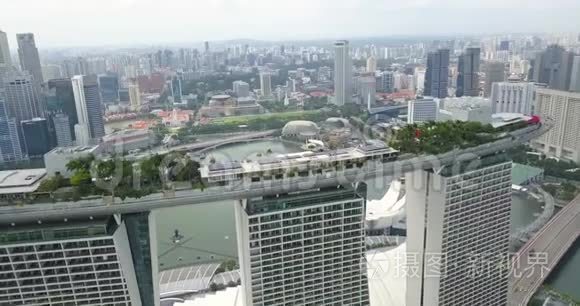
[154,140,578,302]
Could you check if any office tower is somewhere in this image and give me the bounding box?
[98,74,120,103]
[71,75,104,145]
[0,30,11,84]
[499,40,510,51]
[260,71,272,97]
[334,40,352,105]
[457,47,481,97]
[47,79,77,140]
[129,84,141,110]
[204,41,210,53]
[233,80,250,97]
[235,184,370,306]
[358,76,376,110]
[570,56,580,93]
[170,75,182,103]
[3,73,44,128]
[42,64,63,81]
[532,89,580,163]
[21,117,51,156]
[52,113,73,147]
[406,154,512,306]
[484,62,506,97]
[408,98,438,124]
[0,93,24,163]
[532,45,575,91]
[366,56,377,73]
[377,71,394,93]
[490,82,536,114]
[424,49,450,98]
[0,215,145,305]
[16,33,43,88]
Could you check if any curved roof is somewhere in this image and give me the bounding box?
[211,94,231,100]
[325,117,350,128]
[282,120,320,136]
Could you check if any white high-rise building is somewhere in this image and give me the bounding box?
[358,76,376,110]
[333,40,352,105]
[235,185,370,306]
[532,88,580,163]
[129,84,141,110]
[366,56,377,73]
[0,216,144,305]
[71,75,104,145]
[71,75,92,145]
[233,80,250,97]
[406,156,512,306]
[408,98,439,124]
[490,82,536,115]
[260,72,272,97]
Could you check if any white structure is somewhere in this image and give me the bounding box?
[102,129,155,153]
[439,97,492,124]
[129,84,141,110]
[408,98,438,124]
[52,113,73,147]
[259,72,272,97]
[0,168,45,200]
[365,180,406,234]
[532,88,580,163]
[234,185,370,306]
[44,145,102,178]
[333,40,352,105]
[71,75,92,145]
[233,80,250,97]
[0,216,143,305]
[570,56,580,93]
[358,76,376,110]
[405,157,512,306]
[366,56,377,73]
[490,82,536,115]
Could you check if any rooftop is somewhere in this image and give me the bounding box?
[46,145,101,156]
[0,169,47,194]
[512,163,544,185]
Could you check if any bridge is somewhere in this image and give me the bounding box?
[0,123,550,224]
[508,192,580,306]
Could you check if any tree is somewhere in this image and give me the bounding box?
[70,170,92,186]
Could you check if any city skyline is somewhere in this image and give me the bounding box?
[1,0,580,48]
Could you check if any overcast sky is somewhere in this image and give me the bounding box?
[2,0,580,48]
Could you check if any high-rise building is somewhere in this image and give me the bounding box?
[424,49,450,98]
[333,40,352,105]
[51,113,73,147]
[377,71,394,93]
[366,56,377,73]
[532,88,580,163]
[532,45,575,91]
[0,215,145,305]
[3,73,44,146]
[21,117,52,156]
[260,71,272,97]
[0,30,12,83]
[98,74,120,103]
[570,56,580,93]
[71,75,104,145]
[16,33,43,88]
[170,75,182,103]
[233,80,250,97]
[490,82,536,114]
[358,76,376,110]
[406,154,512,306]
[0,93,24,163]
[235,184,370,306]
[204,41,210,53]
[47,79,77,140]
[484,61,506,97]
[408,97,439,123]
[129,84,141,110]
[457,47,481,97]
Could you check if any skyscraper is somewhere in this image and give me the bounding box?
[71,75,104,145]
[408,97,439,123]
[484,61,506,97]
[406,154,512,306]
[3,73,44,137]
[0,30,12,83]
[358,76,376,110]
[21,117,52,156]
[235,184,370,306]
[260,71,272,97]
[490,82,536,114]
[51,113,73,147]
[570,56,580,93]
[532,45,575,91]
[457,47,481,97]
[129,83,141,110]
[0,93,24,163]
[98,74,120,103]
[333,40,352,105]
[233,80,250,97]
[170,75,182,103]
[16,33,43,88]
[47,79,77,140]
[377,71,394,93]
[366,56,377,73]
[424,49,450,98]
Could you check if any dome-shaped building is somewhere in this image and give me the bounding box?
[281,121,320,141]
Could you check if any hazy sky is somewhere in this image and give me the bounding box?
[2,0,580,48]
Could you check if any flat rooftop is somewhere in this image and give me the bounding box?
[0,168,47,194]
[46,145,101,156]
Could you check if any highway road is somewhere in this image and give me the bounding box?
[0,123,550,224]
[508,192,580,306]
